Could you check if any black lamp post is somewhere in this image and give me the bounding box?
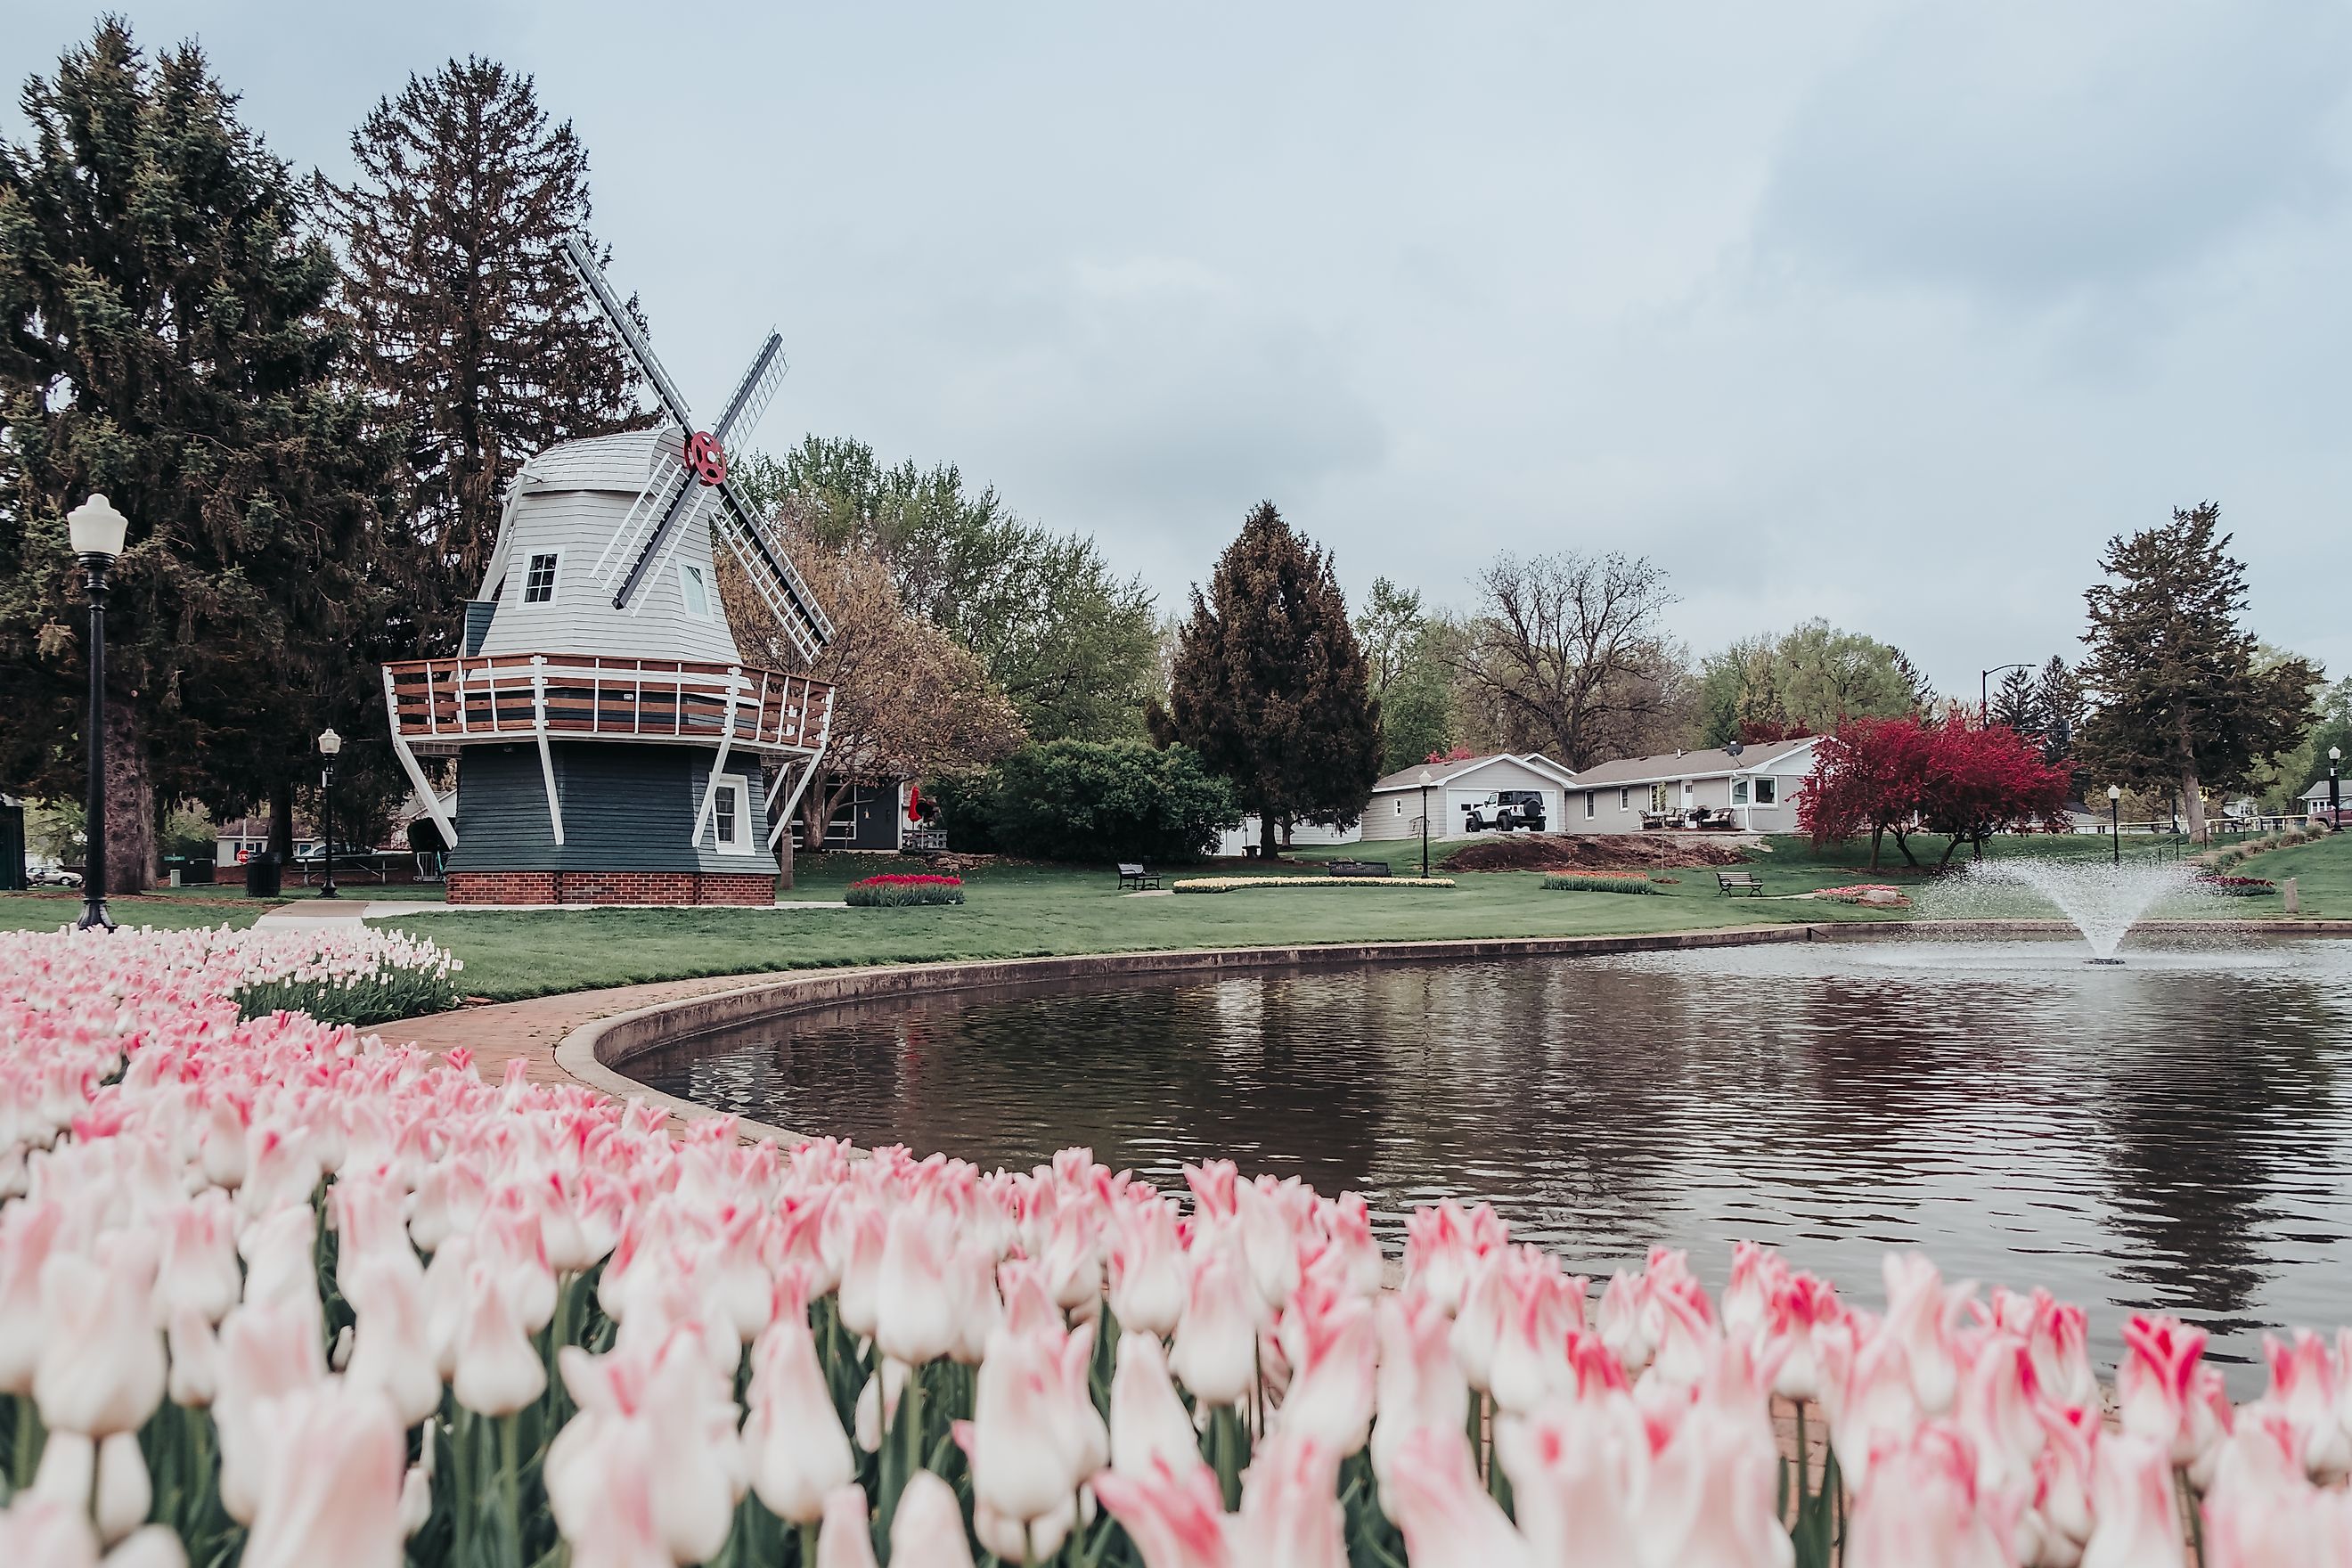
[2109,783,2122,865]
[69,495,128,932]
[1980,663,2030,726]
[2331,746,2342,830]
[1418,768,1433,879]
[316,727,344,898]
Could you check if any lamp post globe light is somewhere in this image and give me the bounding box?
[2109,783,2123,866]
[316,727,344,899]
[68,494,128,932]
[2331,746,2342,830]
[1418,768,1433,879]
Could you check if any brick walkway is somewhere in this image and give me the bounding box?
[388,973,775,1090]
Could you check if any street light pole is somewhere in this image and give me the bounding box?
[68,496,128,932]
[2109,783,2122,865]
[317,728,343,899]
[2331,746,2342,830]
[1418,768,1433,879]
[1981,663,2030,727]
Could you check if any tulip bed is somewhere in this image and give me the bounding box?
[1539,873,1656,894]
[1171,877,1456,894]
[4,927,2351,1567]
[846,876,968,909]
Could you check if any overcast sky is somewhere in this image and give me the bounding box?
[9,1,2350,690]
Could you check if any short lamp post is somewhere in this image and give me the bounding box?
[1418,769,1433,879]
[2331,746,2342,830]
[316,728,343,899]
[2109,783,2123,865]
[69,494,128,932]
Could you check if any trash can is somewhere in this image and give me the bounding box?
[243,851,282,898]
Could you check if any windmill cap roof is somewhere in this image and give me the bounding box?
[511,424,681,494]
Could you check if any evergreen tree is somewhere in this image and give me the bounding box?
[1153,502,1381,854]
[323,57,644,649]
[2032,656,2082,774]
[0,20,395,891]
[1989,664,2040,733]
[2078,502,2318,840]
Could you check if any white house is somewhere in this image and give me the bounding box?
[2301,778,2341,817]
[1557,738,1822,835]
[1356,753,1581,844]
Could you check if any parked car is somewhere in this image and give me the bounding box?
[292,841,378,869]
[1460,790,1548,833]
[27,863,80,889]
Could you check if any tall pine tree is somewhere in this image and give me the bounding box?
[323,58,644,649]
[1989,664,2040,732]
[2078,502,2317,840]
[1154,502,1380,855]
[0,20,395,890]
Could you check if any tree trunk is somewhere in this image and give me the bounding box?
[1258,809,1278,860]
[102,698,154,894]
[1868,826,1882,870]
[802,777,847,857]
[267,780,297,864]
[2181,766,2207,843]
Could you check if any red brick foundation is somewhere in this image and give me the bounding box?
[446,870,777,907]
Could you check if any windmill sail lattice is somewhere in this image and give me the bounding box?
[559,234,832,661]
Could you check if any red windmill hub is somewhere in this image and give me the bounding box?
[683,429,728,486]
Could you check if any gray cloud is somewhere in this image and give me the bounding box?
[1758,2,2352,298]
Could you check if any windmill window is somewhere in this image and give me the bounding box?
[522,552,559,605]
[710,777,750,853]
[679,563,712,619]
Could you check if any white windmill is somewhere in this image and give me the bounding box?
[380,235,837,906]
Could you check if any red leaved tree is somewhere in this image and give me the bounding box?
[1795,717,1932,870]
[1800,715,2069,870]
[1915,723,2070,867]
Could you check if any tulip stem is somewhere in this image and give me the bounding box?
[798,1520,819,1565]
[499,1411,523,1568]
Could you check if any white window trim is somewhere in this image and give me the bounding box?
[519,549,563,607]
[1731,778,1751,805]
[1584,790,1597,819]
[1755,776,1781,806]
[679,561,713,620]
[708,777,753,854]
[1619,787,1630,812]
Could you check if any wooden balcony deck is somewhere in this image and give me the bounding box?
[381,653,832,757]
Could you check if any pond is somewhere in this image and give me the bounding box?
[634,933,2352,1378]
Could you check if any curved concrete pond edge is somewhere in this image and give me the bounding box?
[550,918,2352,1142]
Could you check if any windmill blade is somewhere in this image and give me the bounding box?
[715,478,832,660]
[561,233,697,430]
[591,446,693,588]
[711,332,787,445]
[611,332,790,609]
[611,461,713,610]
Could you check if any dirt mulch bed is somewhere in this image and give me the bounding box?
[1447,833,1753,873]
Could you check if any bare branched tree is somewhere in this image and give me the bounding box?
[1454,552,1691,768]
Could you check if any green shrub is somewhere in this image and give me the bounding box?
[980,740,1241,863]
[1539,872,1656,894]
[845,874,966,907]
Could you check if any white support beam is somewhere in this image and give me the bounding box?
[383,668,459,850]
[690,670,745,847]
[530,657,565,846]
[767,737,829,850]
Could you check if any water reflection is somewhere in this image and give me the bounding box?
[636,935,2352,1380]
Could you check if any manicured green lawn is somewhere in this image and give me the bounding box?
[381,853,1838,1002]
[0,889,276,931]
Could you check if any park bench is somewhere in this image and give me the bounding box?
[1328,861,1393,878]
[1117,863,1160,891]
[1716,870,1764,896]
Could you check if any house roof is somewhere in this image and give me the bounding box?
[1567,737,1819,788]
[1371,752,1578,793]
